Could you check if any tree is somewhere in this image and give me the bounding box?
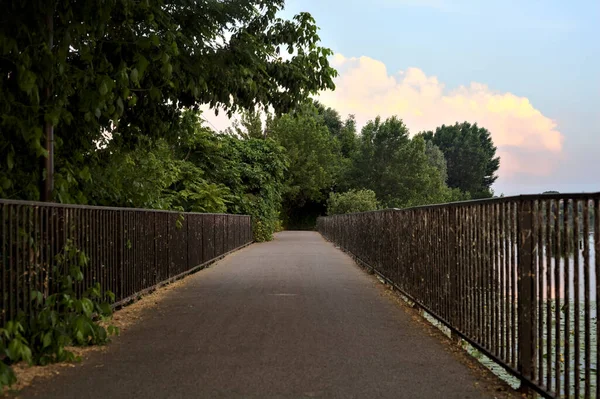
[419,122,500,199]
[211,136,287,242]
[313,101,358,158]
[0,0,336,202]
[347,116,461,208]
[313,101,342,137]
[337,115,359,158]
[86,137,229,213]
[268,105,344,228]
[424,140,448,183]
[326,189,378,215]
[226,110,266,139]
[84,110,287,241]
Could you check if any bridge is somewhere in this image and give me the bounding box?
[15,231,501,398]
[2,194,599,398]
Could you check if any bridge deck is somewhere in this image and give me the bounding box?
[21,231,506,398]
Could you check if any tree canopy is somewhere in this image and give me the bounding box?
[0,0,336,201]
[345,116,464,208]
[419,122,500,199]
[267,105,344,228]
[0,0,501,239]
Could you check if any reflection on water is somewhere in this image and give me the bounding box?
[490,233,597,301]
[538,233,596,301]
[473,229,597,397]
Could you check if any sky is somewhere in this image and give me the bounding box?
[205,0,600,196]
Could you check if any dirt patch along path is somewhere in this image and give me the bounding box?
[19,231,512,398]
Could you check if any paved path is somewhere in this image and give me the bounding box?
[21,231,501,398]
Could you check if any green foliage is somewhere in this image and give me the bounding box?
[268,105,345,227]
[327,189,379,215]
[0,240,117,392]
[84,110,287,242]
[253,219,274,242]
[419,122,500,199]
[0,0,336,202]
[212,135,287,242]
[226,111,266,140]
[424,140,448,183]
[314,101,358,158]
[345,116,455,208]
[273,219,285,233]
[86,120,229,214]
[0,360,16,391]
[0,0,503,242]
[269,107,342,205]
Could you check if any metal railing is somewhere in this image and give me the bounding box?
[317,193,600,399]
[1,199,252,326]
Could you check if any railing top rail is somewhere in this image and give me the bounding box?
[318,191,600,218]
[0,198,250,217]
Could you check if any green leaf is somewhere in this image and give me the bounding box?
[116,97,124,114]
[31,290,43,305]
[78,167,92,182]
[105,290,116,303]
[149,86,161,100]
[18,70,37,94]
[50,311,58,326]
[99,81,108,96]
[128,95,138,107]
[136,56,149,78]
[99,302,112,316]
[81,298,94,316]
[0,361,17,389]
[130,68,139,85]
[0,177,12,190]
[6,152,14,170]
[42,332,52,348]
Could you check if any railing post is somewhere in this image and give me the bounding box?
[448,207,459,336]
[518,199,536,392]
[119,210,124,301]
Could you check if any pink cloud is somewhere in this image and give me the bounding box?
[320,54,564,181]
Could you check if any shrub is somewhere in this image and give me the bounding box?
[326,189,379,215]
[0,241,118,392]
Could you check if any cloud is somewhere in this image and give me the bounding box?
[318,54,564,181]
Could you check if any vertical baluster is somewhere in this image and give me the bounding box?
[554,200,562,396]
[574,200,581,399]
[564,199,571,398]
[583,201,591,399]
[538,201,545,385]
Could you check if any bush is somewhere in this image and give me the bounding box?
[326,189,379,215]
[273,220,284,233]
[0,241,118,392]
[253,219,275,242]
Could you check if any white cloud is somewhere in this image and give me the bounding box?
[318,54,564,181]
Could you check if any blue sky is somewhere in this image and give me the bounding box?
[279,0,600,195]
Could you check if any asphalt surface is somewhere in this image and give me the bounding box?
[20,231,499,399]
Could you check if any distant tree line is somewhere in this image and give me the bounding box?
[264,102,501,227]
